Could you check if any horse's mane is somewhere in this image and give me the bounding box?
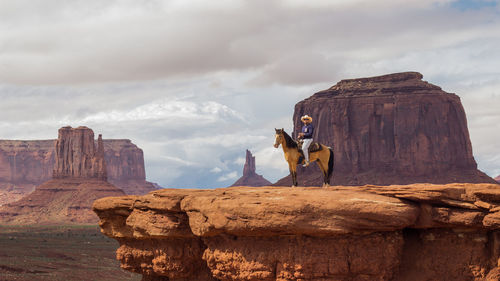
[282,130,298,149]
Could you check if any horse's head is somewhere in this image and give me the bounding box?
[274,128,284,148]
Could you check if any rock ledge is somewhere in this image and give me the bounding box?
[94,183,500,281]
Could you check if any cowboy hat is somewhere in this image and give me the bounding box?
[301,115,313,122]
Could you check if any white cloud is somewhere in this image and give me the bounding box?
[217,171,238,182]
[81,99,244,123]
[210,167,222,173]
[234,157,245,165]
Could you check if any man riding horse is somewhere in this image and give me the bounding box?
[274,114,334,187]
[298,115,314,167]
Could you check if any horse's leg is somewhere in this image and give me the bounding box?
[318,149,333,187]
[292,163,298,187]
[289,162,297,187]
[326,148,334,186]
[316,160,328,187]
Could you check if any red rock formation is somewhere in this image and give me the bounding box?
[0,140,54,205]
[93,183,500,281]
[0,126,125,224]
[0,137,158,205]
[0,179,125,224]
[495,175,500,183]
[230,150,271,187]
[102,139,159,195]
[276,72,496,186]
[53,126,107,180]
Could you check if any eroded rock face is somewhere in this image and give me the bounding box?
[93,183,500,281]
[0,140,54,205]
[276,72,495,186]
[0,127,125,224]
[53,126,107,180]
[0,137,157,205]
[230,150,271,187]
[103,139,159,195]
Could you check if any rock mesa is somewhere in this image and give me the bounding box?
[0,126,125,224]
[276,72,495,186]
[0,140,54,205]
[230,149,271,187]
[94,183,500,281]
[0,137,157,205]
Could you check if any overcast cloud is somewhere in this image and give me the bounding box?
[0,0,499,187]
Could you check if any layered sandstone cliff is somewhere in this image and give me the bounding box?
[0,127,125,224]
[0,137,157,205]
[0,140,54,205]
[276,72,495,186]
[94,183,500,281]
[230,150,271,187]
[103,139,159,195]
[53,127,107,179]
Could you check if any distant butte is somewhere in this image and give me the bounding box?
[230,150,271,187]
[276,72,496,186]
[0,136,158,205]
[0,126,126,224]
[495,175,500,183]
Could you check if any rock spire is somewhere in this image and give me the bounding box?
[230,150,271,187]
[53,126,107,180]
[0,126,126,224]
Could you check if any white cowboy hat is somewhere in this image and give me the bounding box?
[301,115,313,122]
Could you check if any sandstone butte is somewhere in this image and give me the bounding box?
[275,72,496,186]
[0,136,158,206]
[230,149,271,187]
[93,183,500,281]
[0,126,126,224]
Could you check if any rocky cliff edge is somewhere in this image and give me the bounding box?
[94,183,500,281]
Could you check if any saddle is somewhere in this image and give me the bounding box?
[297,140,323,153]
[308,142,322,152]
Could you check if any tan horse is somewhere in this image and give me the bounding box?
[274,128,334,187]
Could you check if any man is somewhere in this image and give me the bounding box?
[298,114,314,167]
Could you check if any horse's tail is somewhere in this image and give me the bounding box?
[327,147,334,181]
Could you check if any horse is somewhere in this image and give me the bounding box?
[274,128,334,187]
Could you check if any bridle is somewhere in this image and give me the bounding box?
[274,130,283,148]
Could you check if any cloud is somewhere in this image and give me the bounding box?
[81,99,244,124]
[217,171,238,182]
[234,157,246,165]
[251,51,343,86]
[2,0,497,86]
[210,167,222,173]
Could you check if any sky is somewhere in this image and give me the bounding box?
[0,0,499,187]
